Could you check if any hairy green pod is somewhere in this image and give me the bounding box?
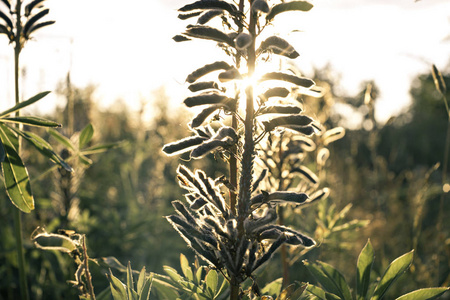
[178,0,238,15]
[23,8,49,37]
[258,36,299,59]
[266,1,314,21]
[184,93,229,107]
[250,191,309,205]
[188,81,220,92]
[190,105,222,128]
[258,105,302,115]
[291,166,319,185]
[178,11,202,20]
[162,135,207,155]
[259,87,290,101]
[235,32,252,50]
[191,140,228,158]
[263,115,313,131]
[198,9,223,24]
[184,25,233,46]
[218,67,242,82]
[259,72,315,88]
[186,61,231,83]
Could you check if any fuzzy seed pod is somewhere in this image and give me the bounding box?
[317,148,330,166]
[322,127,345,145]
[218,67,242,82]
[290,166,319,185]
[173,35,191,42]
[252,0,270,13]
[186,61,231,83]
[188,81,220,92]
[258,36,299,59]
[281,125,315,136]
[178,11,202,20]
[184,93,229,107]
[235,32,253,50]
[163,136,207,155]
[258,105,302,115]
[184,25,234,46]
[263,115,313,132]
[172,200,197,225]
[259,72,315,88]
[259,87,290,102]
[252,169,268,192]
[191,140,228,158]
[190,105,222,128]
[266,1,314,22]
[250,191,309,206]
[198,9,223,24]
[190,197,208,210]
[178,0,238,15]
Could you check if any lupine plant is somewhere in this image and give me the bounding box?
[0,1,71,299]
[162,0,326,298]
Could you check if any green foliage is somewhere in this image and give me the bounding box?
[107,262,152,300]
[303,240,449,300]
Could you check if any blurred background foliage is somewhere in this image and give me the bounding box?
[0,63,449,299]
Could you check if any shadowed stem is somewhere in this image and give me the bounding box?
[12,2,29,300]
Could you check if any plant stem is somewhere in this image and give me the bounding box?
[12,2,29,299]
[82,236,96,300]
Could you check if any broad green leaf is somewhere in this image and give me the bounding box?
[10,127,72,172]
[49,129,76,151]
[79,123,94,148]
[306,284,340,300]
[371,250,414,300]
[180,253,194,281]
[277,282,307,300]
[95,256,128,273]
[0,124,34,212]
[94,287,112,300]
[107,270,127,300]
[138,274,152,300]
[205,269,218,296]
[163,266,183,284]
[266,1,314,21]
[151,278,180,299]
[395,287,449,300]
[195,265,206,285]
[357,240,375,300]
[0,91,51,117]
[316,261,352,300]
[137,267,146,295]
[1,116,60,127]
[261,278,283,297]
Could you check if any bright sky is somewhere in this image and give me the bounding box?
[0,0,449,123]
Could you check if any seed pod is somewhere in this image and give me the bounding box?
[285,232,315,247]
[218,67,242,82]
[234,238,249,272]
[186,61,231,83]
[252,168,268,192]
[190,197,208,210]
[172,200,197,225]
[252,235,286,272]
[184,93,229,107]
[258,105,302,116]
[173,35,191,42]
[163,136,207,155]
[259,228,283,240]
[178,11,202,20]
[252,0,270,13]
[184,25,233,46]
[255,225,315,247]
[259,87,290,102]
[266,1,314,22]
[0,0,10,9]
[281,125,315,136]
[188,81,220,92]
[259,72,315,88]
[291,136,316,151]
[0,24,9,36]
[308,188,330,203]
[24,0,44,16]
[263,115,313,132]
[245,208,277,233]
[258,36,299,59]
[322,126,345,145]
[432,64,447,95]
[203,216,230,239]
[190,105,222,128]
[0,10,12,29]
[317,147,330,166]
[196,170,227,215]
[25,20,55,38]
[178,0,238,15]
[198,9,223,24]
[23,8,49,37]
[290,166,319,185]
[213,126,238,143]
[191,140,228,158]
[235,32,252,50]
[250,191,309,206]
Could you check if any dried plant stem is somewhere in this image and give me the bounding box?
[82,236,96,300]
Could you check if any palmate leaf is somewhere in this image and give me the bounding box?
[0,91,50,118]
[0,124,34,213]
[371,250,414,300]
[266,1,314,21]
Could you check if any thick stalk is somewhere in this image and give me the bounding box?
[231,4,257,300]
[12,2,29,300]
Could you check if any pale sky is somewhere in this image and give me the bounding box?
[0,0,449,123]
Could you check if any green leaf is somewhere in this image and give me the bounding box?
[0,91,51,118]
[357,240,375,300]
[316,261,352,300]
[127,261,135,299]
[261,278,283,297]
[10,127,72,172]
[395,287,449,300]
[0,116,61,128]
[306,284,340,300]
[180,253,194,281]
[0,139,5,162]
[79,123,94,149]
[107,269,128,300]
[151,277,180,299]
[277,283,307,300]
[304,260,351,300]
[48,129,76,151]
[205,269,218,297]
[137,267,146,295]
[163,266,183,285]
[371,250,414,300]
[138,274,152,300]
[81,141,123,155]
[0,124,34,213]
[267,1,313,21]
